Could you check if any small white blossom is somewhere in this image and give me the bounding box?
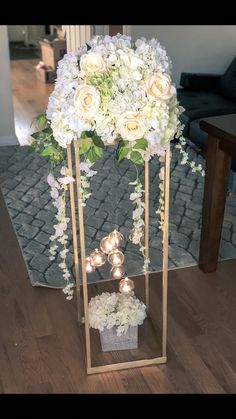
[132,207,144,220]
[58,176,75,185]
[89,292,147,336]
[130,192,142,201]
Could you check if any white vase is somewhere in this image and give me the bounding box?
[99,325,138,352]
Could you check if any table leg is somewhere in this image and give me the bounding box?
[199,135,231,273]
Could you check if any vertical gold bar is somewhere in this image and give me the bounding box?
[144,160,149,310]
[162,142,170,358]
[74,140,92,370]
[67,144,82,323]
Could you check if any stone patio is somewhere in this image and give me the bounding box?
[0,141,236,288]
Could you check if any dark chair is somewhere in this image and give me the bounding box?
[177,57,236,174]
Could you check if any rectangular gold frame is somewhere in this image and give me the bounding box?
[67,140,170,375]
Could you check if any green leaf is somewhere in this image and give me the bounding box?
[42,127,53,135]
[93,135,105,149]
[31,131,43,140]
[40,146,54,157]
[87,148,101,163]
[93,145,104,158]
[31,127,52,141]
[79,138,93,154]
[130,151,144,165]
[80,130,94,139]
[133,138,148,150]
[36,113,47,127]
[116,140,129,161]
[117,146,129,161]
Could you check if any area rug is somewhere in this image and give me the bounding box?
[0,142,235,288]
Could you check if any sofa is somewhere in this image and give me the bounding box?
[177,56,236,173]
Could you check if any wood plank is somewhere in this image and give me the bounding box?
[27,382,54,394]
[199,135,231,272]
[0,189,54,340]
[139,365,176,393]
[36,333,77,393]
[42,290,103,393]
[10,59,53,145]
[0,344,19,394]
[200,114,236,144]
[192,336,236,393]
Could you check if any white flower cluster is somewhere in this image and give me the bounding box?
[129,178,145,244]
[175,136,205,176]
[43,34,205,302]
[47,168,75,299]
[80,160,97,206]
[129,178,150,272]
[88,291,147,336]
[46,34,183,158]
[156,165,165,230]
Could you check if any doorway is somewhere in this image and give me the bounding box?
[7,25,48,61]
[7,25,59,145]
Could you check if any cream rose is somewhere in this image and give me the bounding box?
[74,84,100,120]
[80,52,107,76]
[116,111,146,141]
[144,72,176,101]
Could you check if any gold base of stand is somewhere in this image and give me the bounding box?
[68,140,170,374]
[87,356,167,375]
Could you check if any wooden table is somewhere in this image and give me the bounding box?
[199,114,236,273]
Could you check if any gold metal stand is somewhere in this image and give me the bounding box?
[67,145,82,323]
[74,140,92,369]
[144,160,149,310]
[162,143,170,357]
[68,140,170,374]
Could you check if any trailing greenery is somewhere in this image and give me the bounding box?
[30,113,65,167]
[79,130,105,163]
[30,113,150,169]
[116,138,148,165]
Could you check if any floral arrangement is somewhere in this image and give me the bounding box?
[88,291,147,336]
[30,34,205,300]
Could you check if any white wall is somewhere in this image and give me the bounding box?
[28,25,46,46]
[93,26,109,36]
[7,25,46,46]
[8,25,25,42]
[0,26,18,145]
[130,25,236,86]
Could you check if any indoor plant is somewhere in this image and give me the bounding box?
[88,291,147,351]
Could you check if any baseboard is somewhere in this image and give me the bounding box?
[0,136,19,146]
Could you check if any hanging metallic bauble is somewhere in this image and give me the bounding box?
[85,257,95,273]
[100,236,117,254]
[108,250,125,267]
[111,265,125,280]
[119,277,135,294]
[90,249,106,267]
[109,229,124,248]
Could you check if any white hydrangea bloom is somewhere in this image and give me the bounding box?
[46,34,183,154]
[88,292,147,336]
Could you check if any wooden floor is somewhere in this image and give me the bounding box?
[0,185,236,393]
[10,59,53,145]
